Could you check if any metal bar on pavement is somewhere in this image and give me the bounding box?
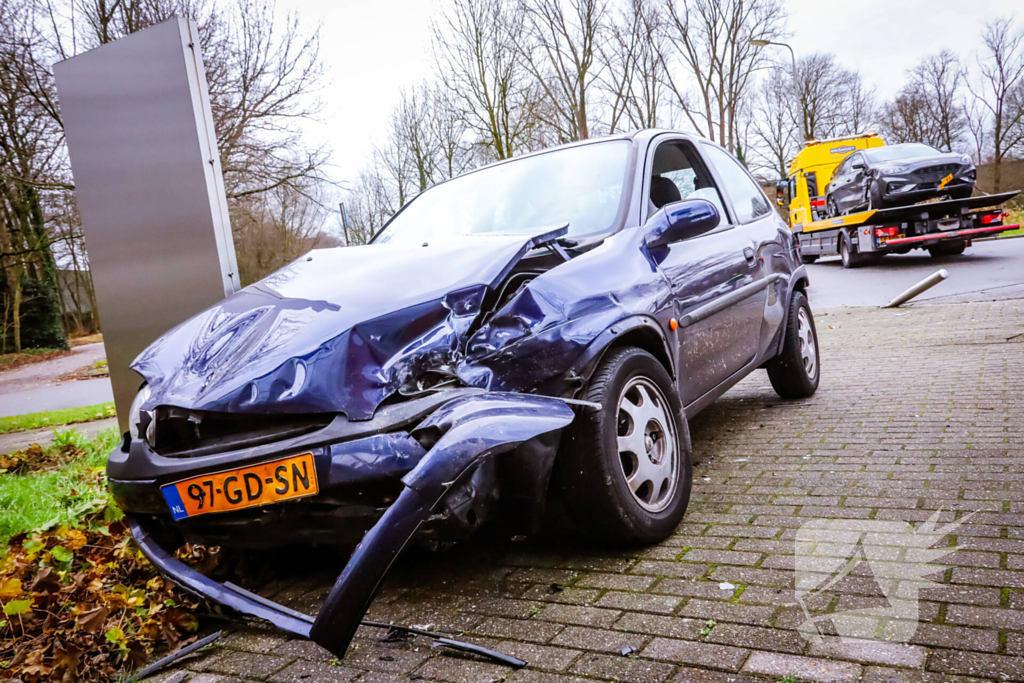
[883,270,949,308]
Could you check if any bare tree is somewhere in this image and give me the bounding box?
[598,0,666,132]
[343,161,397,246]
[789,52,872,141]
[232,180,340,285]
[658,0,786,152]
[965,96,989,163]
[429,88,475,180]
[517,0,610,142]
[751,65,797,178]
[432,0,539,160]
[878,90,941,145]
[966,16,1024,192]
[908,50,966,151]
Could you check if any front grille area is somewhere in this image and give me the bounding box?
[913,163,960,179]
[151,408,334,458]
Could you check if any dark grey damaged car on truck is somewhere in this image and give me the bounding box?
[109,129,820,660]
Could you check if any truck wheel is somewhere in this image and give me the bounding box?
[928,242,966,257]
[840,235,863,269]
[559,347,692,545]
[767,291,820,399]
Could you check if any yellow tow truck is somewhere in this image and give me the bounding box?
[779,132,885,227]
[777,133,1019,268]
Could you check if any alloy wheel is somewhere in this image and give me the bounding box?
[797,307,817,380]
[616,377,678,513]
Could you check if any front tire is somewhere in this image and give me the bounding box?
[767,291,820,399]
[559,347,692,545]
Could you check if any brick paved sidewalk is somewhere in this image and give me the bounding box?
[150,299,1024,683]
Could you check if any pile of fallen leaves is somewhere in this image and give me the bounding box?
[0,521,202,682]
[0,440,86,475]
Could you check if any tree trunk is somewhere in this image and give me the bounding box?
[12,273,22,353]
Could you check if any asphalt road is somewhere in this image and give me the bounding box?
[0,342,113,418]
[804,236,1024,309]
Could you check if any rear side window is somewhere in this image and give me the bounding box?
[805,171,818,198]
[701,144,772,224]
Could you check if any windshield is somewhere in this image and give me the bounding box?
[864,143,940,163]
[374,140,631,245]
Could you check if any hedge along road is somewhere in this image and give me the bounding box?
[804,235,1024,308]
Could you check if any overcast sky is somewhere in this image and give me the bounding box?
[283,0,1021,187]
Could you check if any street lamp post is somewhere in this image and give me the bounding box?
[751,39,805,142]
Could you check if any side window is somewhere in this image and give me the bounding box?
[701,144,772,224]
[647,141,730,225]
[833,158,847,178]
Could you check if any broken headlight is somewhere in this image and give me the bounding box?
[128,384,152,441]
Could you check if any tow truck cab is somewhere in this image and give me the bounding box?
[778,132,886,226]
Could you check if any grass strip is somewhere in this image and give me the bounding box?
[0,427,119,547]
[0,402,116,435]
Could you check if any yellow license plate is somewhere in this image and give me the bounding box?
[162,453,318,520]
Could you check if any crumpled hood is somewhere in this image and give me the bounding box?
[132,234,547,420]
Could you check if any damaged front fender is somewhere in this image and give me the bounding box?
[130,392,574,660]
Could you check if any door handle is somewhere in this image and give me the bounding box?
[743,247,756,264]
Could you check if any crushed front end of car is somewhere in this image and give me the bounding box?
[108,223,669,660]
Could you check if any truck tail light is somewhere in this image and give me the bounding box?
[875,226,899,237]
[979,212,1003,225]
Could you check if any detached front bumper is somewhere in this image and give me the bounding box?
[121,392,575,660]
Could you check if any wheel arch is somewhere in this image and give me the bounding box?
[569,316,675,393]
[767,267,810,360]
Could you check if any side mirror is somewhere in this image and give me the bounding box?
[645,199,720,249]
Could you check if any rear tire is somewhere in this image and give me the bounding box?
[827,196,839,218]
[840,234,863,269]
[767,291,820,399]
[559,347,692,545]
[928,241,966,257]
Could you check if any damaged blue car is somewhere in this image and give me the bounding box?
[108,129,819,661]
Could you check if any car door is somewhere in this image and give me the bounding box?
[837,153,866,213]
[700,143,787,362]
[642,138,765,407]
[829,156,851,210]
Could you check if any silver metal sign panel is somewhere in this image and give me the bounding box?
[55,17,239,432]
